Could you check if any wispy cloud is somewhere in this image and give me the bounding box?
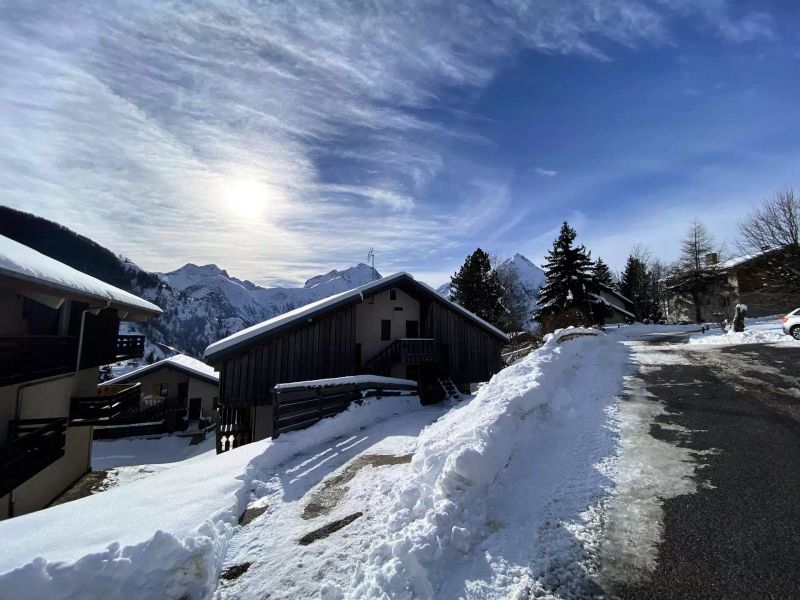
[0,0,780,284]
[535,167,559,177]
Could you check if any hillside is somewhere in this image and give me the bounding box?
[0,207,381,360]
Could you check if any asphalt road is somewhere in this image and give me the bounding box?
[606,339,800,600]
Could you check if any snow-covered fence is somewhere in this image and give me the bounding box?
[271,376,418,439]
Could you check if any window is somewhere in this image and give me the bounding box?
[159,383,169,397]
[394,306,403,312]
[389,288,397,301]
[380,319,391,341]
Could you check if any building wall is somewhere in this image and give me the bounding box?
[355,287,421,364]
[130,368,219,420]
[0,287,28,335]
[0,367,97,519]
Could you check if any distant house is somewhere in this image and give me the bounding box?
[204,272,509,447]
[104,354,219,429]
[593,285,635,324]
[0,235,161,519]
[665,249,799,323]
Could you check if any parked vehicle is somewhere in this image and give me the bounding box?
[783,308,800,340]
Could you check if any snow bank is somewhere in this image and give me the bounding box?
[0,396,418,600]
[688,317,793,346]
[331,327,618,599]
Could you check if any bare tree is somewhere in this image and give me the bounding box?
[738,188,800,253]
[736,188,800,302]
[668,219,729,323]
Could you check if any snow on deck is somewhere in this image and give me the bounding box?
[0,235,162,315]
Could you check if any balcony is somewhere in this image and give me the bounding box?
[70,382,142,426]
[0,335,79,387]
[365,338,441,374]
[0,418,68,497]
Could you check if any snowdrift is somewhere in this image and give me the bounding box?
[332,327,618,599]
[0,397,418,600]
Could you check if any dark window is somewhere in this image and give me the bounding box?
[389,288,397,300]
[22,298,60,335]
[159,383,169,397]
[394,306,403,312]
[381,319,391,341]
[406,320,419,338]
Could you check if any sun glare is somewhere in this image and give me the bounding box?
[225,179,267,218]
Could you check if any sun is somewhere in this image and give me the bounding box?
[225,179,267,218]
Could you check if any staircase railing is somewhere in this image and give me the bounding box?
[364,338,438,374]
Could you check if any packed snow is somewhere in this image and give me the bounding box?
[0,234,161,316]
[273,374,417,390]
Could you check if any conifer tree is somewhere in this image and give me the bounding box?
[536,222,597,319]
[619,254,650,320]
[592,258,615,287]
[450,248,505,328]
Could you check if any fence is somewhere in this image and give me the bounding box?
[271,377,418,439]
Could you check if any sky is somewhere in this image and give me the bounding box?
[1,1,799,288]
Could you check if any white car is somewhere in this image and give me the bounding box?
[783,308,800,340]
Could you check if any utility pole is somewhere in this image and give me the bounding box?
[367,249,376,280]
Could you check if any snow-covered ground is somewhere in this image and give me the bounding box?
[0,324,740,600]
[92,434,216,490]
[688,315,798,346]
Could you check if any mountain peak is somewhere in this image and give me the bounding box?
[303,263,381,290]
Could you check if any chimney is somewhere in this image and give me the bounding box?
[704,252,719,267]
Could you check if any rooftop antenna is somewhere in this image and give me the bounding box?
[367,248,376,280]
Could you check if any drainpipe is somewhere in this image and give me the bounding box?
[9,301,108,518]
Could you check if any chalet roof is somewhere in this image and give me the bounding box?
[591,293,635,319]
[106,354,219,386]
[204,272,508,362]
[0,235,162,319]
[597,283,633,306]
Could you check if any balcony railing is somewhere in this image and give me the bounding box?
[364,338,440,374]
[0,335,79,387]
[70,382,142,426]
[1,417,68,497]
[116,335,145,361]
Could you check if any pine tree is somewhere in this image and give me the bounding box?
[620,255,650,320]
[536,222,598,319]
[450,248,505,328]
[593,258,615,287]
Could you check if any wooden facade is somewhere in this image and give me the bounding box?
[208,274,508,445]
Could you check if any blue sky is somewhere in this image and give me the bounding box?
[1,1,798,287]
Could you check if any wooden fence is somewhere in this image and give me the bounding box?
[271,378,418,439]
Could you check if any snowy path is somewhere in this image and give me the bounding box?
[214,402,449,599]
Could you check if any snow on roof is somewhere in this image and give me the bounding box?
[274,374,417,391]
[0,235,162,317]
[205,272,508,360]
[106,353,219,385]
[591,293,635,319]
[598,283,632,305]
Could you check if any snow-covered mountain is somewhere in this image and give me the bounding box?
[118,262,383,360]
[436,253,545,315]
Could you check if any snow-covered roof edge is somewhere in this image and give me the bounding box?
[204,272,508,361]
[105,354,219,386]
[0,235,162,317]
[274,375,417,391]
[597,282,632,306]
[591,293,635,319]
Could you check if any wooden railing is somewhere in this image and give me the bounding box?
[1,418,68,497]
[0,335,79,387]
[271,377,418,439]
[364,338,440,374]
[217,407,251,453]
[115,335,145,360]
[70,383,142,426]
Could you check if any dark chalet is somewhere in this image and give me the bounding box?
[204,272,509,449]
